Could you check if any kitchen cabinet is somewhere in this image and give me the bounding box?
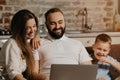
[0,32,120,47]
[73,36,120,47]
[66,32,120,47]
[73,37,95,47]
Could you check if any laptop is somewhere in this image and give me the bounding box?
[50,64,98,80]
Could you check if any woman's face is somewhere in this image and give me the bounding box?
[25,18,37,39]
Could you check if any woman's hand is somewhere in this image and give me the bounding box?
[31,34,41,49]
[14,74,27,80]
[115,76,120,80]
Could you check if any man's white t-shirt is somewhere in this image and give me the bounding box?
[38,35,92,77]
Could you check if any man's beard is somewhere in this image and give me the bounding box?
[47,27,65,39]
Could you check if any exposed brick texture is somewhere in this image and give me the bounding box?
[0,0,117,31]
[0,0,6,5]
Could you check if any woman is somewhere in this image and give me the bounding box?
[0,9,46,80]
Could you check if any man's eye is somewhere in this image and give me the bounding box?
[50,23,55,25]
[59,21,63,24]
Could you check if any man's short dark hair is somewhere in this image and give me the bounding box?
[45,8,63,21]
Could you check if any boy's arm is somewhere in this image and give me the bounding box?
[100,57,120,72]
[107,59,120,72]
[81,60,92,64]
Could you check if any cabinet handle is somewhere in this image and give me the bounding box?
[87,40,90,43]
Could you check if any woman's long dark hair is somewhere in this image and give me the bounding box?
[10,9,44,80]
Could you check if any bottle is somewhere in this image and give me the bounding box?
[113,0,120,31]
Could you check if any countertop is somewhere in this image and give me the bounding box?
[65,32,120,38]
[0,31,120,39]
[0,35,11,39]
[0,32,120,48]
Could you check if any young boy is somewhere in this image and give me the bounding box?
[92,33,120,80]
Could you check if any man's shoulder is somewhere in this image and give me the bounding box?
[40,36,83,45]
[41,37,50,42]
[66,37,82,44]
[40,37,52,45]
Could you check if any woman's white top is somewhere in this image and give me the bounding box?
[0,38,39,80]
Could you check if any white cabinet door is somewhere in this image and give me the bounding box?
[73,37,95,47]
[111,37,120,44]
[73,36,120,47]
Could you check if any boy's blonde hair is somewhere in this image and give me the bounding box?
[95,33,112,45]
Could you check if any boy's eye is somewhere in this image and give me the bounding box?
[103,49,107,52]
[97,48,101,50]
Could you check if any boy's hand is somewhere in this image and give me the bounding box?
[99,56,107,62]
[99,56,111,64]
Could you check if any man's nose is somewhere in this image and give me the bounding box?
[55,23,60,28]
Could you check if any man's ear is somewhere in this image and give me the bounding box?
[45,21,47,26]
[45,22,48,30]
[45,22,49,28]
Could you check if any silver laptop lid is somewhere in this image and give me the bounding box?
[50,64,98,80]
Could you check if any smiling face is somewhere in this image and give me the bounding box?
[25,18,37,39]
[93,40,111,60]
[46,12,65,39]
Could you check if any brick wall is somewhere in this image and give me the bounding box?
[0,0,116,31]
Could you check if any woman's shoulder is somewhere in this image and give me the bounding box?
[1,38,21,57]
[2,38,17,49]
[5,38,16,45]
